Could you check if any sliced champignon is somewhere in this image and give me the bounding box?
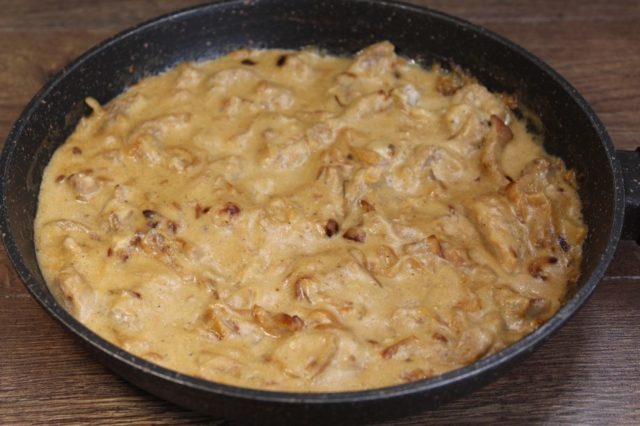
[62,236,82,254]
[358,199,375,212]
[426,235,444,258]
[252,305,304,338]
[351,147,383,166]
[348,41,397,77]
[346,249,383,288]
[370,245,398,277]
[381,336,420,360]
[527,255,559,280]
[271,331,338,380]
[293,275,316,303]
[524,193,555,248]
[52,267,96,321]
[342,91,393,120]
[200,303,262,342]
[201,307,232,340]
[525,297,552,321]
[452,326,493,364]
[436,71,466,96]
[452,84,510,123]
[259,138,310,169]
[306,309,345,330]
[466,195,523,273]
[343,227,366,243]
[197,351,244,379]
[480,115,513,183]
[67,172,100,197]
[175,65,203,89]
[401,368,432,383]
[208,67,259,89]
[109,289,145,333]
[255,81,294,111]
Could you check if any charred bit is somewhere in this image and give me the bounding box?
[220,202,241,217]
[142,209,158,219]
[359,199,375,212]
[167,221,178,234]
[325,219,340,237]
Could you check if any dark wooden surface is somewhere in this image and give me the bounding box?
[1,1,639,424]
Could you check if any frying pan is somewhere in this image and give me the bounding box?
[1,0,638,424]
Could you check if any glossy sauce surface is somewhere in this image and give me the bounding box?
[35,42,586,391]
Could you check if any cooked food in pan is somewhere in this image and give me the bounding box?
[35,42,586,391]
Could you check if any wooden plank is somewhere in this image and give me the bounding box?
[607,241,640,279]
[0,31,109,140]
[413,0,640,23]
[1,0,638,30]
[0,0,206,31]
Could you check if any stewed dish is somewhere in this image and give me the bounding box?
[35,42,586,392]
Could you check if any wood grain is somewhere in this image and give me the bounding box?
[1,1,639,425]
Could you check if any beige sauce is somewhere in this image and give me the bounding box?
[35,42,586,391]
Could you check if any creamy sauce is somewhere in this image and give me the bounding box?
[35,42,586,392]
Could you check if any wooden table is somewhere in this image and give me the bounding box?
[1,1,639,424]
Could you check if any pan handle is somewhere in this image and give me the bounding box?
[618,148,640,244]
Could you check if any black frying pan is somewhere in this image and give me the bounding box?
[1,0,638,424]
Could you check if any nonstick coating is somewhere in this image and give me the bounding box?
[0,0,625,424]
